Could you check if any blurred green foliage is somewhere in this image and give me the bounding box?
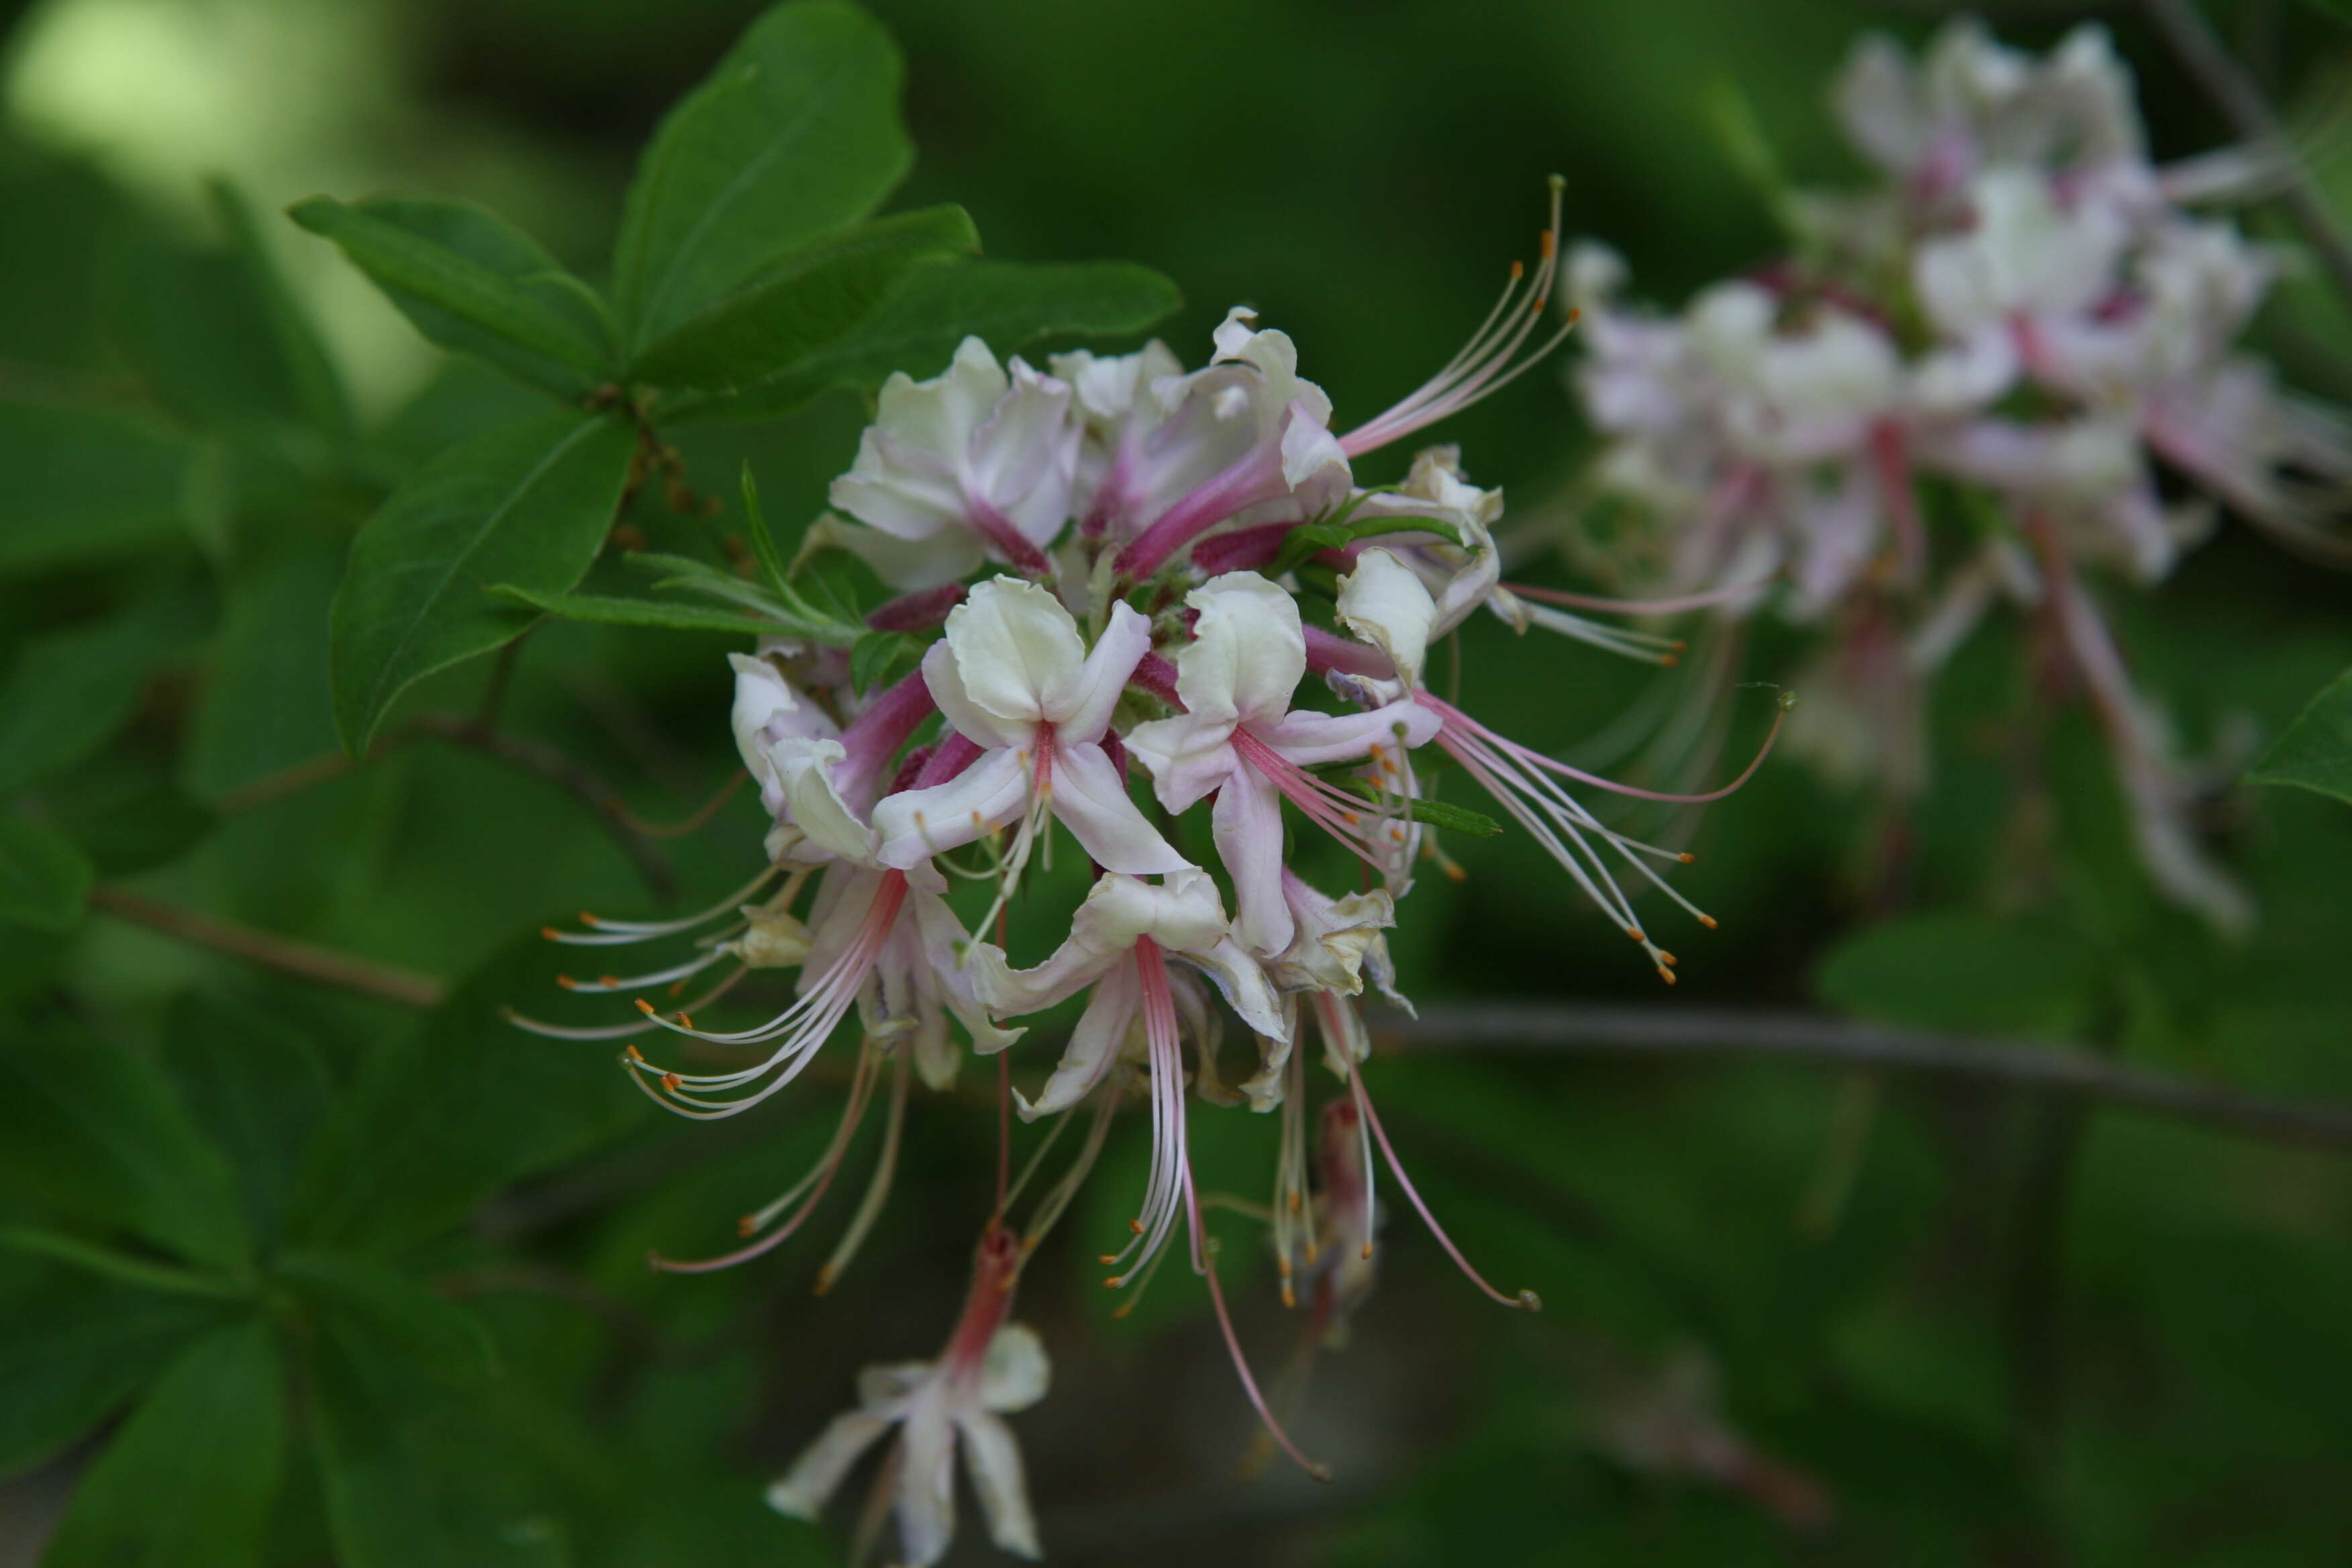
[1,0,2350,1565]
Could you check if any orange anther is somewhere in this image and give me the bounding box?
[634,997,657,1015]
[660,1071,683,1091]
[556,975,577,990]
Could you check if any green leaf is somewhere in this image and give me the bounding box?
[307,1318,568,1568]
[0,1022,251,1271]
[330,411,637,755]
[102,224,312,435]
[288,926,649,1253]
[849,629,911,695]
[0,1253,231,1479]
[209,181,355,440]
[1269,511,1465,577]
[277,1252,496,1387]
[2298,0,2352,26]
[48,777,217,877]
[673,258,1181,421]
[1814,910,2105,1040]
[290,196,614,397]
[183,539,343,800]
[485,585,801,637]
[613,0,912,349]
[0,579,212,795]
[0,398,193,578]
[0,1226,248,1300]
[163,992,330,1251]
[629,204,978,387]
[43,1316,285,1568]
[0,813,95,932]
[738,463,793,596]
[2247,665,2352,807]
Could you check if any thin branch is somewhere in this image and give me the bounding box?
[87,885,447,1010]
[405,714,675,899]
[1375,1003,2352,1151]
[214,749,358,813]
[2142,0,2352,307]
[215,713,676,900]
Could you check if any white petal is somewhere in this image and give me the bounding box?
[979,1324,1051,1411]
[924,634,1030,752]
[1182,932,1289,1044]
[909,891,1024,1057]
[873,747,1032,869]
[1335,548,1437,688]
[1280,407,1351,492]
[1212,768,1293,957]
[1016,963,1140,1119]
[830,514,986,592]
[1045,742,1187,875]
[765,1409,894,1521]
[1124,709,1242,814]
[942,577,1085,730]
[957,1410,1042,1559]
[1180,572,1306,725]
[1067,865,1230,956]
[1261,697,1438,768]
[886,336,1007,461]
[967,358,1079,545]
[893,1388,959,1568]
[775,738,878,863]
[828,429,965,540]
[1055,600,1153,740]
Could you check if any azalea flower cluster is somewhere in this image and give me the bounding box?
[1556,19,2351,931]
[515,187,1779,1564]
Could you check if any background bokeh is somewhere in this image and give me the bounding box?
[3,0,2351,1563]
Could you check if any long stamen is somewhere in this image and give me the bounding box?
[505,964,748,1040]
[647,1040,885,1273]
[1516,602,1687,667]
[621,875,908,1118]
[555,947,730,994]
[546,866,781,944]
[1023,1086,1120,1248]
[1102,940,1187,1285]
[1346,1067,1540,1314]
[1231,728,1413,870]
[1340,177,1575,458]
[815,1046,912,1294]
[1181,1159,1333,1483]
[1504,578,1777,616]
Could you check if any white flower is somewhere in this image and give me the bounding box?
[970,867,1283,1117]
[1126,571,1436,953]
[872,577,1185,876]
[828,336,1080,588]
[769,1230,1047,1565]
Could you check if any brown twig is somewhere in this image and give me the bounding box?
[404,714,675,899]
[215,713,675,900]
[87,885,446,1009]
[1376,1003,2352,1151]
[2142,0,2352,308]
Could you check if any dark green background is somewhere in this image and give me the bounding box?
[3,0,2351,1563]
